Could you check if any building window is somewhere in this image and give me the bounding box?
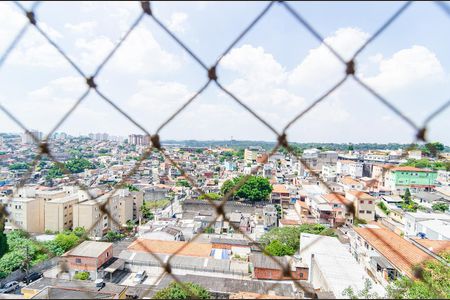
[359,210,365,214]
[368,201,373,204]
[360,200,364,204]
[366,210,372,214]
[75,258,81,264]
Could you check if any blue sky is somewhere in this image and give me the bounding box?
[0,1,449,144]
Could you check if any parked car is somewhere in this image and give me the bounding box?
[0,281,19,293]
[95,279,105,289]
[23,272,43,284]
[133,270,147,284]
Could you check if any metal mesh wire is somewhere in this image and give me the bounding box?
[0,1,449,298]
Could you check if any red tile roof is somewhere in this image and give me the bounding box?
[347,190,375,200]
[323,193,352,206]
[354,226,434,278]
[412,239,450,256]
[391,166,431,172]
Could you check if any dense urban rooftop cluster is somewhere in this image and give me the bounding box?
[0,131,448,299]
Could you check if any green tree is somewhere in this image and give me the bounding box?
[176,179,191,188]
[140,204,154,220]
[261,224,336,256]
[424,142,444,158]
[47,232,80,255]
[432,203,449,213]
[342,279,380,299]
[387,252,450,299]
[74,271,90,280]
[8,162,29,170]
[73,227,86,238]
[403,188,411,203]
[153,281,210,299]
[220,176,272,202]
[0,218,8,259]
[220,179,236,196]
[265,240,295,256]
[198,193,221,201]
[126,184,139,192]
[104,231,124,242]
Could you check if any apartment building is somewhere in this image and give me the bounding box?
[345,190,376,222]
[271,184,290,208]
[44,194,79,232]
[299,149,338,177]
[72,190,143,239]
[3,197,45,233]
[336,160,363,178]
[244,149,258,164]
[384,166,437,193]
[321,164,336,182]
[371,164,394,190]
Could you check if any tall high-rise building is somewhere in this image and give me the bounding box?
[128,134,150,146]
[21,130,43,144]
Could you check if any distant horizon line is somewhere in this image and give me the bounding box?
[0,131,447,146]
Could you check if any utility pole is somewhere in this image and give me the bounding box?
[23,244,30,285]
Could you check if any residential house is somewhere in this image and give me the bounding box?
[336,160,363,178]
[404,211,450,238]
[350,224,434,286]
[250,253,308,280]
[322,193,353,227]
[384,166,437,193]
[61,241,113,280]
[271,184,290,208]
[321,164,337,182]
[345,190,376,222]
[340,176,364,191]
[299,233,384,298]
[411,191,446,209]
[140,225,184,241]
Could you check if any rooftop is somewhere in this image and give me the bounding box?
[354,225,434,279]
[128,238,212,257]
[272,184,289,194]
[346,190,375,200]
[64,241,112,258]
[299,233,384,298]
[391,166,432,172]
[411,238,450,257]
[250,253,289,270]
[323,193,352,206]
[341,176,361,186]
[416,219,450,239]
[23,278,126,298]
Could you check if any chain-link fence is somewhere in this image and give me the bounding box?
[0,1,449,298]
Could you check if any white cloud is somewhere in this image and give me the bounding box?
[288,27,369,89]
[75,27,181,74]
[167,12,189,33]
[0,2,67,69]
[363,45,446,93]
[221,45,287,86]
[64,21,97,35]
[128,80,193,110]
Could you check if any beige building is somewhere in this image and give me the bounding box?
[345,190,376,222]
[44,194,79,233]
[73,190,143,239]
[3,197,45,233]
[244,149,257,164]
